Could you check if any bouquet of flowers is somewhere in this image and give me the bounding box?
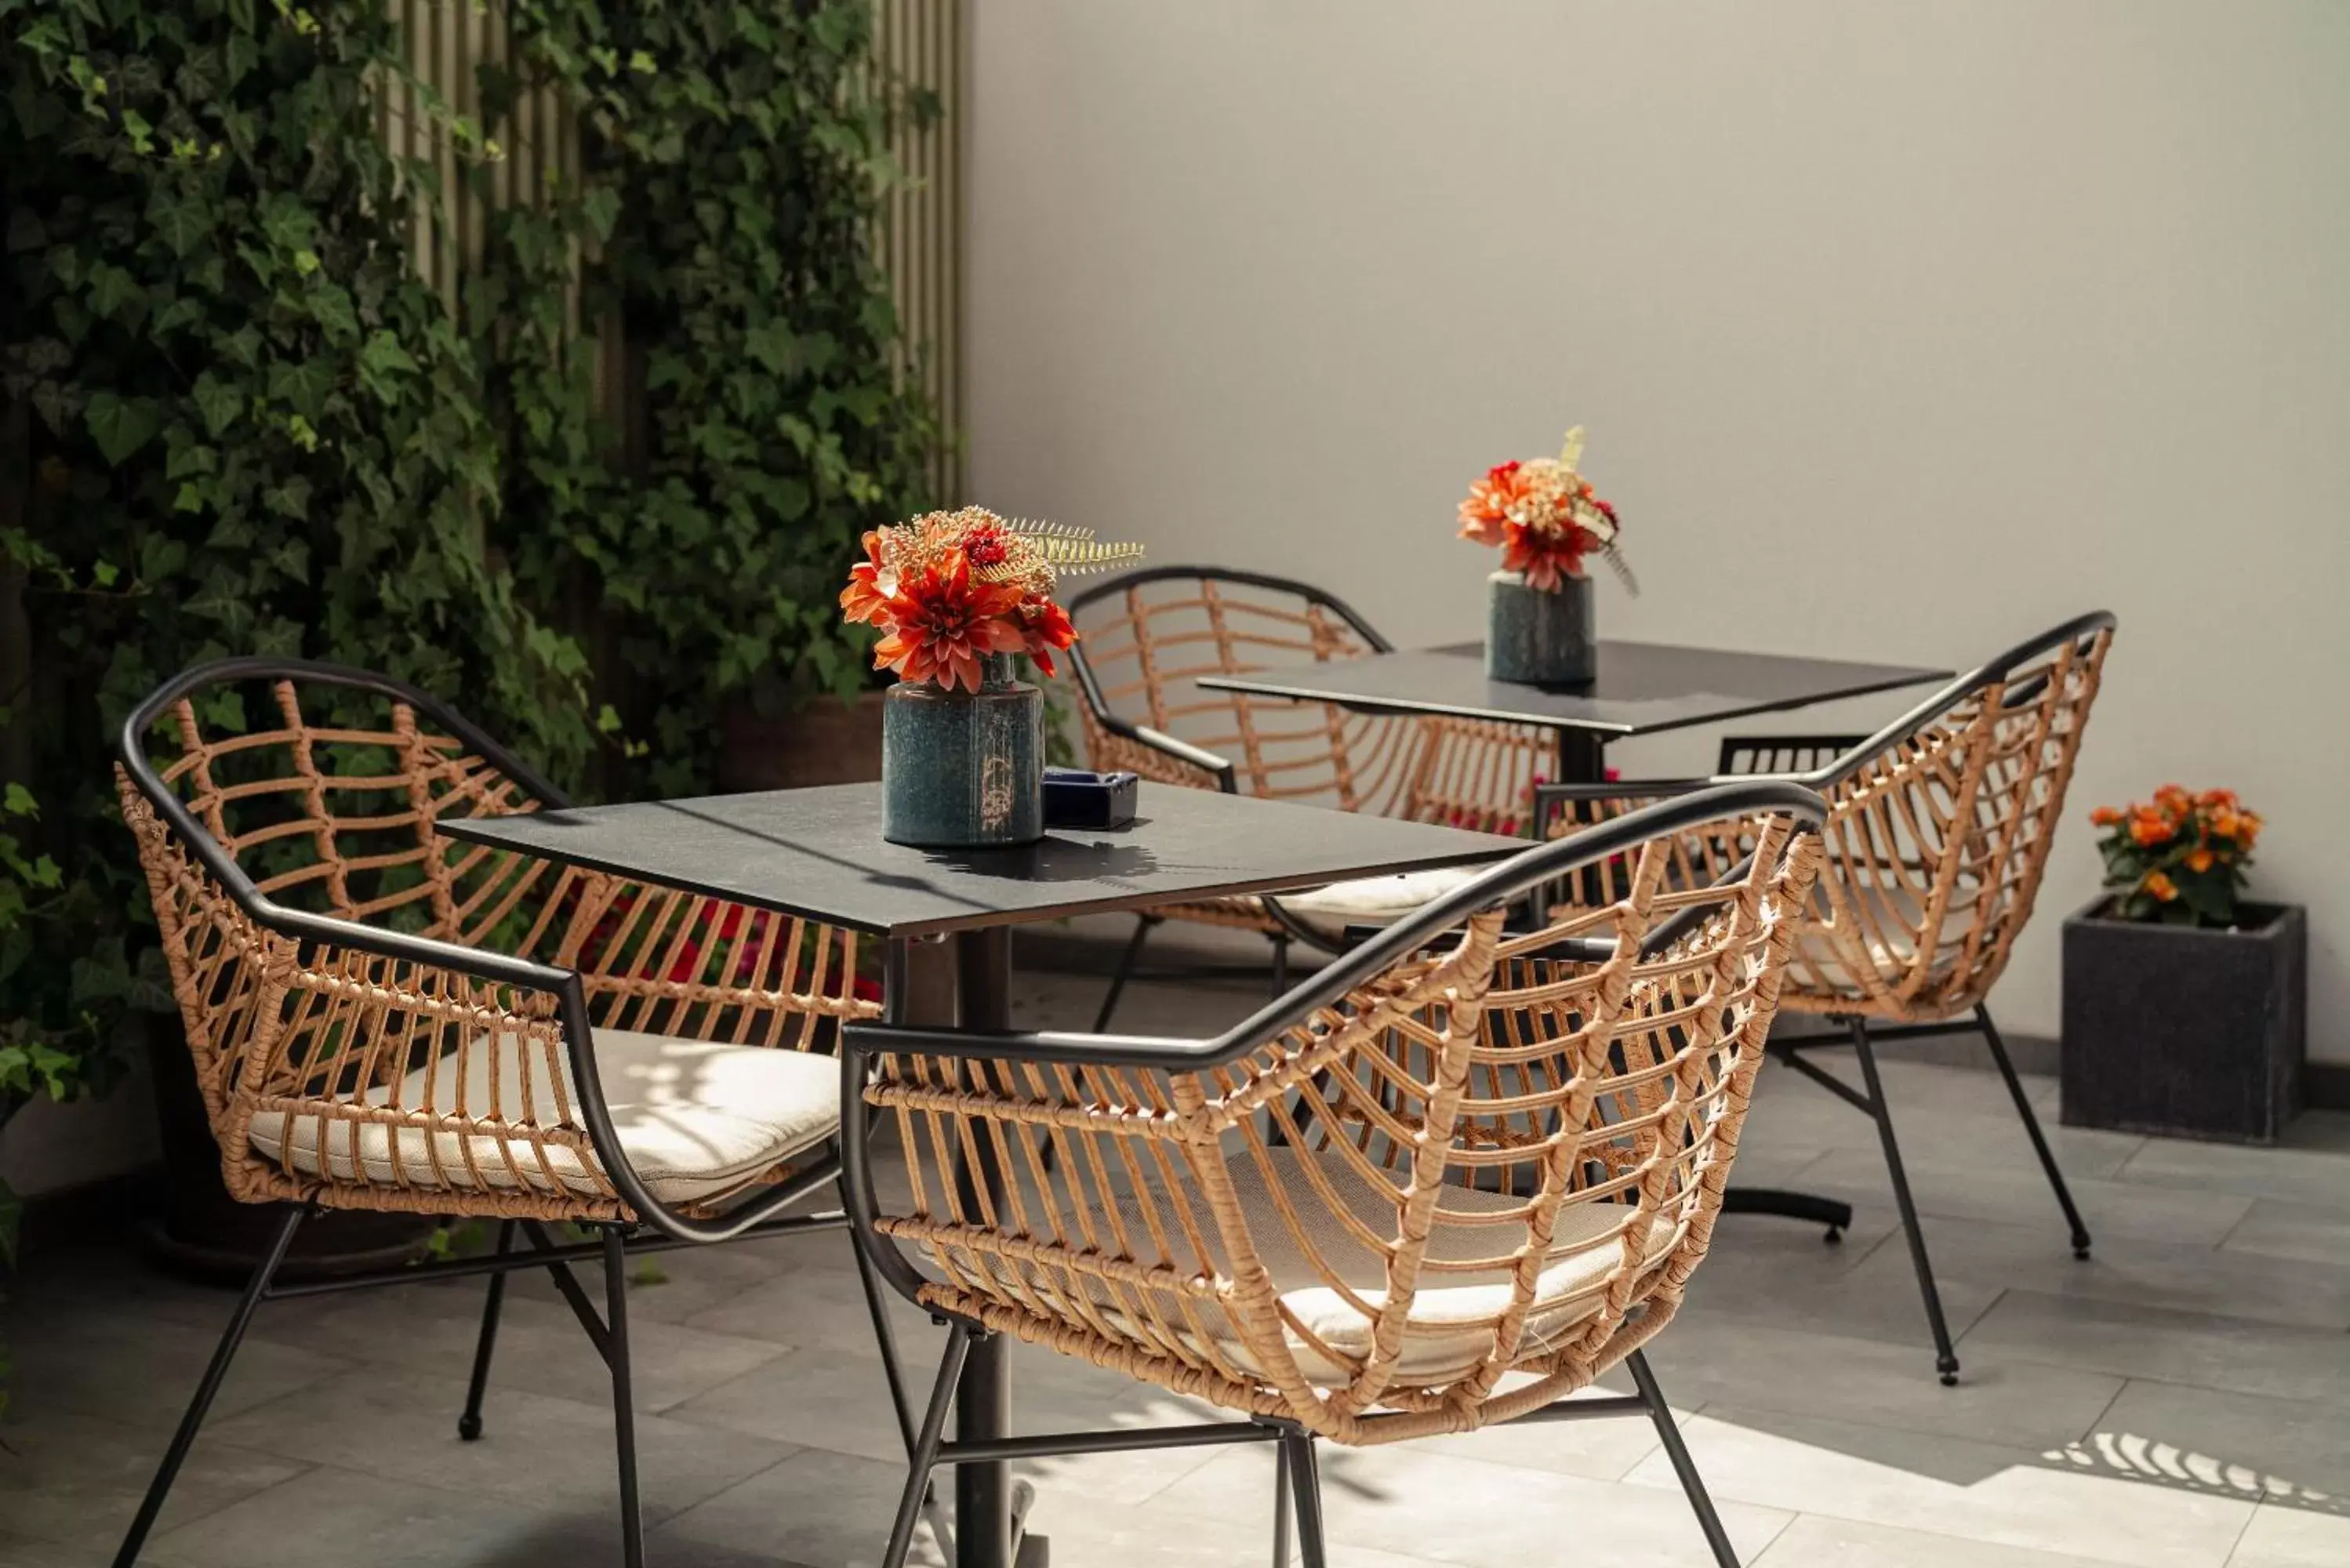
[1457,426,1636,593]
[841,507,1142,691]
[2088,786,2264,926]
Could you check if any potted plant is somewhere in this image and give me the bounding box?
[1456,426,1637,685]
[2061,786,2305,1143]
[841,508,1139,848]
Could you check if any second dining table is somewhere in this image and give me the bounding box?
[441,779,1524,1568]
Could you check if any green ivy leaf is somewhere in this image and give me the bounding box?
[192,373,242,437]
[84,391,162,465]
[267,359,333,419]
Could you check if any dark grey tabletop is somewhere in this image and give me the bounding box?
[439,782,1524,938]
[1197,640,1949,737]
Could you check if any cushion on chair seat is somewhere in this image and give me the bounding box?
[1271,866,1490,928]
[1217,1146,1669,1383]
[912,1144,1669,1388]
[247,1029,841,1206]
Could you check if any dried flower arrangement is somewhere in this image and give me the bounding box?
[1457,426,1636,593]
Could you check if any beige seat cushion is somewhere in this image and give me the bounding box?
[913,1144,1669,1387]
[1218,1147,1668,1382]
[1271,865,1488,929]
[248,1029,841,1206]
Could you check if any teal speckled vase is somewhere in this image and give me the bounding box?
[881,655,1044,848]
[1486,570,1596,685]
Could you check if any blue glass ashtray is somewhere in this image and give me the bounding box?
[1043,768,1139,830]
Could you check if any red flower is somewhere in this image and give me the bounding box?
[871,550,1029,692]
[1502,519,1596,593]
[852,975,882,1004]
[1458,460,1524,546]
[1019,598,1077,678]
[840,531,892,626]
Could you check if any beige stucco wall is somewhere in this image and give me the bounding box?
[964,1,2350,1059]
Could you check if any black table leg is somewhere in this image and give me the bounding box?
[953,927,1018,1568]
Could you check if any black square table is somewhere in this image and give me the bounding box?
[442,780,1523,1568]
[1200,638,1951,782]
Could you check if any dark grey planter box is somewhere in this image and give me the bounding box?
[2061,897,2306,1144]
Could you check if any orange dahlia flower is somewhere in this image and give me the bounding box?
[2128,811,2173,848]
[1019,598,1077,678]
[2141,869,2179,902]
[871,551,1029,692]
[2185,847,2215,873]
[840,531,892,626]
[2197,787,2239,811]
[1502,519,1596,593]
[1458,460,1524,546]
[2089,805,2123,827]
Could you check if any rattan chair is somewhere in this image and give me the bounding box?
[111,658,913,1568]
[1538,612,2116,1384]
[842,781,1829,1568]
[1066,566,1550,1025]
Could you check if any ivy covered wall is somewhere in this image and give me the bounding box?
[0,0,944,1262]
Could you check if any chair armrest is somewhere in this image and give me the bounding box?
[841,1019,1223,1071]
[1120,720,1240,793]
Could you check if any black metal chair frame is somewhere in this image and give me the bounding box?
[109,658,923,1568]
[839,780,1833,1568]
[1063,566,1413,1032]
[1534,612,2114,1385]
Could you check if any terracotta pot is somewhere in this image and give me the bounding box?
[718,689,887,792]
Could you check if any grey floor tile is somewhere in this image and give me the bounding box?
[1630,1406,2253,1568]
[250,1285,788,1414]
[1680,1219,2003,1351]
[659,1446,943,1568]
[1631,1313,2123,1452]
[1128,1441,1793,1568]
[1840,1210,2350,1333]
[2118,1137,2350,1214]
[1404,1381,1669,1483]
[0,1531,114,1568]
[0,1408,307,1555]
[2085,1381,2350,1508]
[1959,1290,2350,1406]
[676,1247,936,1357]
[2217,1198,2350,1269]
[1747,1058,2146,1180]
[4,1309,349,1432]
[2228,1504,2350,1567]
[1800,1146,2257,1247]
[147,1465,808,1568]
[203,1367,794,1523]
[1752,1513,2152,1566]
[665,1337,1242,1507]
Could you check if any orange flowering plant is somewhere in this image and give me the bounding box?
[1457,426,1636,593]
[841,507,1142,693]
[2089,786,2264,926]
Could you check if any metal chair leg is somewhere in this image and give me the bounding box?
[1628,1351,1741,1568]
[457,1218,516,1441]
[1269,931,1291,998]
[1280,1432,1328,1568]
[1848,1019,1961,1385]
[1978,1003,2092,1259]
[602,1227,646,1568]
[1272,1438,1293,1566]
[114,1205,305,1567]
[884,1324,974,1568]
[1093,914,1159,1031]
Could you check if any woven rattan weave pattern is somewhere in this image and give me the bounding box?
[859,801,1822,1446]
